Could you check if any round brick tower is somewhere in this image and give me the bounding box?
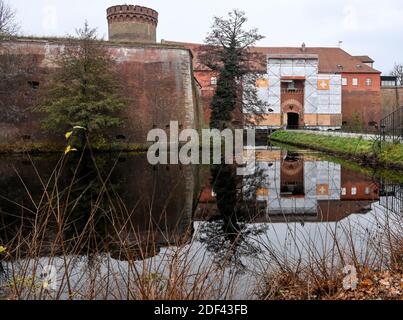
[106,5,158,43]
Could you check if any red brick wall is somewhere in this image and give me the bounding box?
[0,40,202,145]
[281,81,305,109]
[341,73,380,92]
[194,70,216,125]
[341,73,382,127]
[194,69,244,127]
[381,87,403,118]
[281,81,305,121]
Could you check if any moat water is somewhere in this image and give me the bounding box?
[0,144,402,299]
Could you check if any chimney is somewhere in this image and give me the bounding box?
[301,43,306,52]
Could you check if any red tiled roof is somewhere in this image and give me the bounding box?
[162,41,381,74]
[253,47,380,74]
[354,55,375,63]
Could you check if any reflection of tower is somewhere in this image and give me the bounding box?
[280,152,305,197]
[107,5,159,43]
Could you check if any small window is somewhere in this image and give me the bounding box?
[116,135,126,140]
[382,81,395,87]
[22,135,31,141]
[365,78,372,86]
[287,81,296,90]
[352,78,358,86]
[210,77,217,86]
[351,187,357,196]
[384,80,396,86]
[341,188,347,196]
[28,81,40,90]
[365,187,371,195]
[342,78,348,86]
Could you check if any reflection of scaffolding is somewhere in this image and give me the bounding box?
[257,151,341,215]
[379,180,403,215]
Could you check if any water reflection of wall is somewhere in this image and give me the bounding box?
[0,154,197,261]
[108,155,197,260]
[250,150,342,215]
[196,149,380,224]
[247,149,380,222]
[341,170,379,201]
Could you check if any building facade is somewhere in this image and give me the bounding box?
[248,149,379,220]
[168,43,382,130]
[250,54,342,130]
[196,148,380,223]
[0,4,385,147]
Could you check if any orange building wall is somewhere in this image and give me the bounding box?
[341,73,382,127]
[341,73,381,92]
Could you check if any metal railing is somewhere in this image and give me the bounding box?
[380,179,403,215]
[380,106,403,144]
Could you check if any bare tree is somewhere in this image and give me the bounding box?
[0,0,19,37]
[199,9,267,129]
[391,63,403,86]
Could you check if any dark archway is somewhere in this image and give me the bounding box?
[287,113,299,129]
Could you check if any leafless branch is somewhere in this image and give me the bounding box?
[0,0,19,37]
[391,63,403,86]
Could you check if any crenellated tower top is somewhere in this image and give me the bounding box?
[107,5,159,43]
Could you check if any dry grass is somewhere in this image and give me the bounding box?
[258,205,403,300]
[0,145,237,300]
[0,144,402,301]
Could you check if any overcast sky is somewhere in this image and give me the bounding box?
[9,0,403,74]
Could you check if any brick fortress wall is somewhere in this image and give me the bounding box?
[0,39,203,146]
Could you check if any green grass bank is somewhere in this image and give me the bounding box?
[270,130,403,171]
